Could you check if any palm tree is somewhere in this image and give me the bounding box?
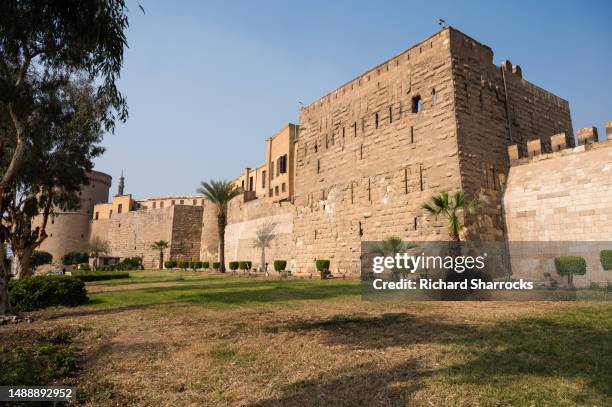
[422,191,480,241]
[87,236,109,271]
[252,220,277,275]
[151,240,169,270]
[196,180,242,273]
[369,236,416,280]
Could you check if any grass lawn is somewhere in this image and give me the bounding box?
[2,270,611,406]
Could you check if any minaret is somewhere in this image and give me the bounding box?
[117,171,125,196]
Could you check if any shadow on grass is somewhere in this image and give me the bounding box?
[258,307,612,405]
[250,360,422,407]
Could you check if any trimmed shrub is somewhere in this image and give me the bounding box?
[30,251,52,268]
[71,271,130,282]
[212,262,220,270]
[164,260,177,269]
[9,276,88,311]
[554,256,587,286]
[61,251,89,266]
[177,261,189,269]
[116,257,142,271]
[601,250,612,271]
[274,260,287,272]
[316,259,331,279]
[238,261,251,270]
[228,261,239,271]
[192,261,203,269]
[202,261,210,269]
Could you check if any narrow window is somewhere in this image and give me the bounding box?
[431,88,437,105]
[241,180,245,190]
[262,170,266,188]
[389,106,393,123]
[375,112,379,129]
[179,199,184,204]
[410,126,414,143]
[350,182,354,204]
[419,165,424,191]
[109,210,113,219]
[360,144,363,160]
[152,202,156,209]
[314,230,317,240]
[404,168,408,194]
[413,216,418,230]
[411,95,422,113]
[317,159,320,173]
[314,144,318,153]
[367,178,371,201]
[275,186,279,196]
[322,189,326,200]
[160,201,164,208]
[353,122,357,137]
[281,183,286,193]
[118,203,123,214]
[342,127,345,138]
[171,200,175,205]
[358,221,363,237]
[249,176,254,191]
[269,188,273,196]
[95,212,99,220]
[279,155,287,174]
[325,134,329,149]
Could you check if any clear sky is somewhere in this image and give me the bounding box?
[95,0,612,198]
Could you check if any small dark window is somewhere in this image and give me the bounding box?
[249,176,254,191]
[279,155,287,174]
[389,106,393,123]
[410,126,414,143]
[241,180,245,190]
[95,212,99,220]
[160,201,164,208]
[262,170,267,188]
[375,112,379,129]
[353,122,357,137]
[317,159,320,173]
[275,186,279,196]
[117,203,123,214]
[431,88,437,105]
[171,200,175,205]
[180,199,184,204]
[411,95,422,113]
[269,188,273,196]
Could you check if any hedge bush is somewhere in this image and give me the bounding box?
[554,256,587,286]
[115,257,142,271]
[316,259,331,279]
[191,261,203,269]
[238,261,251,270]
[202,261,210,269]
[177,261,189,269]
[274,260,287,272]
[30,251,53,268]
[71,271,130,282]
[212,262,220,270]
[61,251,89,266]
[9,276,88,311]
[164,260,177,269]
[601,250,612,271]
[228,261,239,271]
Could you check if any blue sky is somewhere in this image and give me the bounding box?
[95,0,612,198]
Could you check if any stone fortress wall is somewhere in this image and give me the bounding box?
[67,27,610,285]
[34,170,112,264]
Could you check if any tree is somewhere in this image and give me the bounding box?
[0,1,131,315]
[369,237,416,280]
[196,180,242,273]
[422,191,480,241]
[29,250,52,270]
[87,236,109,271]
[252,220,276,275]
[151,240,169,270]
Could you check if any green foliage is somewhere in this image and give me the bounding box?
[30,250,53,268]
[164,260,177,269]
[191,261,203,269]
[71,271,130,282]
[115,257,142,271]
[274,260,287,272]
[62,251,89,265]
[229,261,239,271]
[196,180,242,213]
[600,250,612,271]
[8,276,87,311]
[212,262,220,270]
[202,261,210,269]
[151,240,169,251]
[422,191,481,240]
[177,261,189,269]
[238,261,252,270]
[554,256,587,276]
[315,259,330,271]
